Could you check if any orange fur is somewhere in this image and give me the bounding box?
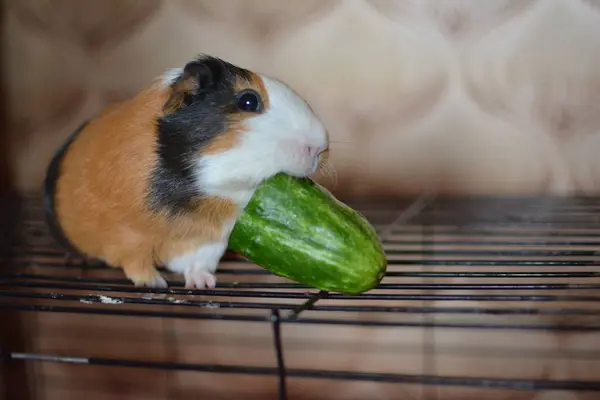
[247,72,270,111]
[162,76,198,115]
[203,73,271,155]
[54,82,238,286]
[201,127,243,155]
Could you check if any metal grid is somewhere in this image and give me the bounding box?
[2,194,600,398]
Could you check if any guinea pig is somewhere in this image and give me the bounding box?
[44,54,330,289]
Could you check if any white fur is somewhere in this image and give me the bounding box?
[166,241,227,289]
[194,73,329,203]
[165,217,238,289]
[162,72,328,288]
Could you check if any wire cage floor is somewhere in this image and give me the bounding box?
[2,193,600,399]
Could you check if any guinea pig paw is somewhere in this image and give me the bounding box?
[149,275,168,289]
[184,269,217,290]
[133,274,168,289]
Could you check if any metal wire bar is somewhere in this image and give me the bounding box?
[388,228,600,238]
[8,269,600,279]
[6,279,600,291]
[271,310,287,400]
[9,352,600,392]
[7,279,600,301]
[5,290,600,315]
[3,303,600,331]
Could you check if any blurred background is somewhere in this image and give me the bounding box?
[3,0,600,199]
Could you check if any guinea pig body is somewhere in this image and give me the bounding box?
[45,55,329,289]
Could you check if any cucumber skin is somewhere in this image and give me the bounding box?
[228,173,387,295]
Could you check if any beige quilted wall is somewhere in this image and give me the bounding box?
[4,0,600,197]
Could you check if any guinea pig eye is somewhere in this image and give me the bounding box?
[236,90,262,113]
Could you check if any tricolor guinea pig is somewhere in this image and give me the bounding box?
[44,55,329,289]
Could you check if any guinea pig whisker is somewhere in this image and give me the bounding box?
[318,160,339,191]
[327,140,352,146]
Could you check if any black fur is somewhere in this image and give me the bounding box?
[44,120,89,256]
[149,55,256,215]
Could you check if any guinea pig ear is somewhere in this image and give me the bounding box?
[182,59,218,89]
[162,58,222,114]
[163,74,198,114]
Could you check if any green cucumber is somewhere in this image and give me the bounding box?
[228,173,387,295]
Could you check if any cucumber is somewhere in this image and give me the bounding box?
[228,173,387,295]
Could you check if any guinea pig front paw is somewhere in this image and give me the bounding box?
[184,264,217,289]
[131,274,168,289]
[149,275,169,288]
[123,264,168,289]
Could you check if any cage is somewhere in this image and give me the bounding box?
[2,192,600,400]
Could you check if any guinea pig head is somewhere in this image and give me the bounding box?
[156,55,329,206]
